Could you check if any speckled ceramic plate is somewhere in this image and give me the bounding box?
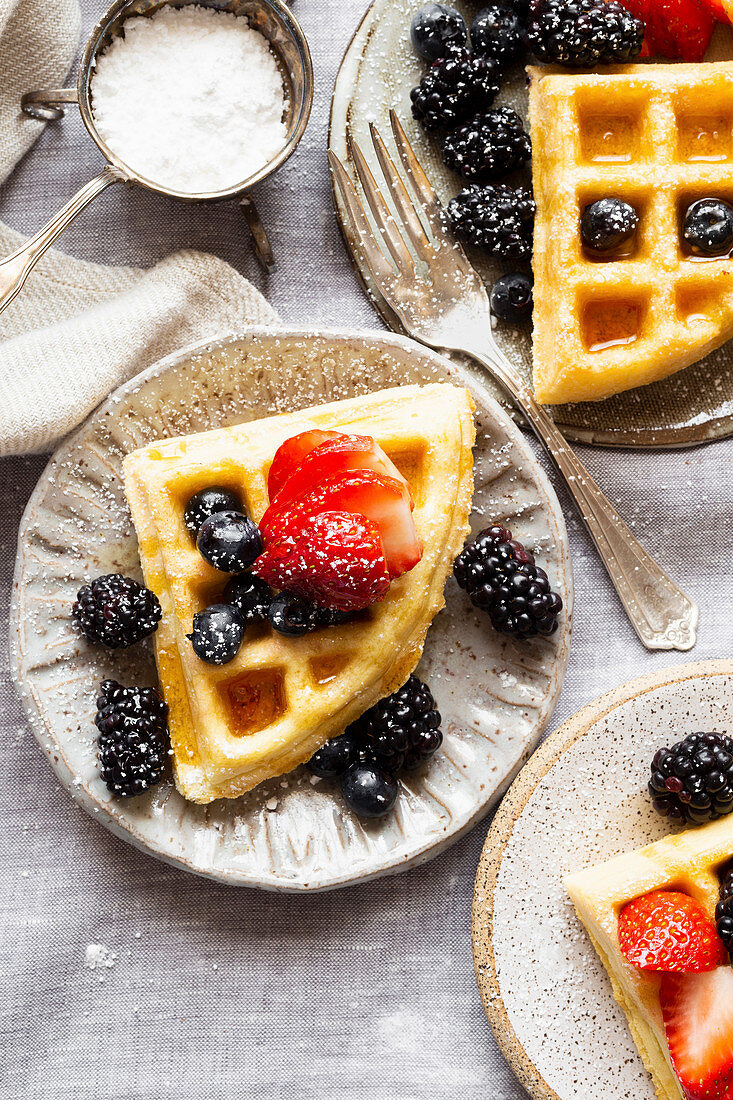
[10,327,571,891]
[472,658,733,1099]
[330,4,733,448]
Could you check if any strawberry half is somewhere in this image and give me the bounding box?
[260,471,423,580]
[619,891,728,973]
[253,510,391,612]
[267,430,343,500]
[270,435,411,510]
[621,0,715,60]
[661,967,733,1100]
[699,0,733,22]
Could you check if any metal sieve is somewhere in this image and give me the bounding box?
[0,0,313,315]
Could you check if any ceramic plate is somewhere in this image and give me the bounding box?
[472,658,733,1099]
[10,327,571,891]
[330,3,733,448]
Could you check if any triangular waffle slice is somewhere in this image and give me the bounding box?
[123,383,475,804]
[566,816,733,1100]
[530,62,733,405]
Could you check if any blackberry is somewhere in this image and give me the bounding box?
[184,487,241,538]
[347,674,443,773]
[470,5,526,66]
[94,679,169,797]
[454,524,563,639]
[411,3,468,61]
[189,604,245,665]
[441,107,531,181]
[581,197,639,252]
[73,574,161,649]
[447,183,535,260]
[410,48,501,131]
[716,863,733,964]
[223,573,273,624]
[683,199,733,257]
[490,271,533,321]
[648,732,733,825]
[197,510,262,572]
[527,0,644,67]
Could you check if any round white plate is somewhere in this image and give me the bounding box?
[11,327,571,891]
[472,659,733,1099]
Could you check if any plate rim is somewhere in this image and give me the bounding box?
[471,657,733,1099]
[10,323,572,891]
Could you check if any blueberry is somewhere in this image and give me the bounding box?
[188,604,244,665]
[341,762,399,818]
[268,592,320,636]
[223,573,272,623]
[580,198,639,252]
[490,271,533,321]
[184,487,242,538]
[470,5,525,65]
[308,731,359,778]
[197,511,262,572]
[683,198,733,256]
[410,3,467,61]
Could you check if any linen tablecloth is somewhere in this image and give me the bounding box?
[2,0,733,1096]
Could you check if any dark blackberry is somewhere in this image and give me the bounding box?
[527,0,644,66]
[94,679,169,797]
[73,574,161,649]
[581,197,639,252]
[411,3,468,61]
[410,48,501,131]
[188,604,245,665]
[441,107,531,181]
[683,199,733,257]
[470,5,526,66]
[716,862,733,964]
[346,675,443,773]
[197,510,262,572]
[447,183,535,260]
[223,573,273,624]
[341,762,399,818]
[648,732,733,825]
[184,487,242,538]
[454,524,563,639]
[490,271,533,321]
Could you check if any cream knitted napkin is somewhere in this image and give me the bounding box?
[0,0,278,456]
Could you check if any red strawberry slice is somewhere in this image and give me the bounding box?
[253,510,391,612]
[700,0,732,23]
[621,0,714,60]
[267,430,343,500]
[260,471,423,579]
[661,967,733,1100]
[271,435,411,509]
[619,892,728,973]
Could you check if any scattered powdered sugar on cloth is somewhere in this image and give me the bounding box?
[84,943,118,971]
[91,5,287,193]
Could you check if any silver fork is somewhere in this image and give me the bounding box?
[329,111,698,652]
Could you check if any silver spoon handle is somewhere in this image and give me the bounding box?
[0,166,125,319]
[465,343,698,652]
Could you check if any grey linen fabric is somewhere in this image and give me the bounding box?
[2,0,733,1098]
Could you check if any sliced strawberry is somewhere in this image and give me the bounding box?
[260,471,423,579]
[271,435,411,509]
[253,510,391,611]
[267,430,343,500]
[661,967,733,1100]
[699,0,732,23]
[621,0,715,60]
[619,892,728,973]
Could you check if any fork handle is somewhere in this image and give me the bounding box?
[464,345,698,651]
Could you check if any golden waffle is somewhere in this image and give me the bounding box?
[566,816,733,1100]
[123,383,475,804]
[530,62,733,405]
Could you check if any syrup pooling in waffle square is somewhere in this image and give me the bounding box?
[123,383,475,803]
[530,62,733,405]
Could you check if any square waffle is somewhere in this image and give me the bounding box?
[530,62,733,405]
[123,383,475,804]
[566,815,733,1100]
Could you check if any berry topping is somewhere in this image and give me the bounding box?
[197,510,263,572]
[94,679,169,797]
[341,761,399,818]
[223,572,273,624]
[470,5,527,65]
[660,967,733,1100]
[648,733,733,825]
[623,0,715,61]
[188,604,245,665]
[683,199,733,257]
[447,183,535,260]
[267,429,342,500]
[716,863,733,966]
[308,729,359,778]
[527,0,644,66]
[619,891,727,973]
[410,3,468,60]
[348,674,443,773]
[183,486,241,538]
[270,434,409,511]
[454,524,563,639]
[581,197,639,253]
[73,573,161,649]
[490,271,533,321]
[254,510,391,612]
[442,107,531,181]
[410,48,501,132]
[268,592,320,636]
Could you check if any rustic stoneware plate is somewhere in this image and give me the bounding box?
[330,2,733,448]
[10,327,571,891]
[472,658,733,1099]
